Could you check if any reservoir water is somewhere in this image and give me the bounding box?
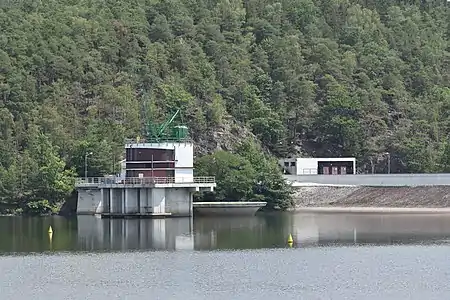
[2,213,450,299]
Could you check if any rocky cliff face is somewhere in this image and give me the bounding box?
[293,186,450,208]
[193,119,257,156]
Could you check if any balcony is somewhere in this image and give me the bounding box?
[75,176,216,187]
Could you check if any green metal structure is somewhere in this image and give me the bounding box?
[146,109,190,142]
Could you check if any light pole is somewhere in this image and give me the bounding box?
[85,151,93,181]
[383,152,391,174]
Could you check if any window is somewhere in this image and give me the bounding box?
[284,162,289,167]
[290,162,296,167]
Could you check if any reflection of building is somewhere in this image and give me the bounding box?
[291,213,450,246]
[76,216,194,251]
[279,157,356,175]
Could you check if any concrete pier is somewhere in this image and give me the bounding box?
[75,177,216,218]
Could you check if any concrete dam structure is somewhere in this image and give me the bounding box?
[285,174,450,209]
[76,176,216,217]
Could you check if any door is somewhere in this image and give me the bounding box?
[340,166,347,175]
[323,166,330,175]
[332,166,338,175]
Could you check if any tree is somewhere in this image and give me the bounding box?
[0,0,450,213]
[195,142,294,210]
[195,151,256,201]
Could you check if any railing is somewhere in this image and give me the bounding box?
[298,168,318,175]
[124,137,192,144]
[75,176,216,186]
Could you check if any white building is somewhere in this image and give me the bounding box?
[279,157,356,175]
[123,141,194,183]
[76,139,216,217]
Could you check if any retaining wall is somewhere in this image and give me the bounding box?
[293,186,450,209]
[285,174,450,186]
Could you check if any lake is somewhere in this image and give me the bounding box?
[2,212,450,299]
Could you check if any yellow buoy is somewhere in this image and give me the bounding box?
[48,226,53,234]
[287,234,293,244]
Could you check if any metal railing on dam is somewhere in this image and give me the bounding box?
[284,174,450,186]
[75,176,216,187]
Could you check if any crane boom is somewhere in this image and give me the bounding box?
[157,109,179,137]
[145,108,188,142]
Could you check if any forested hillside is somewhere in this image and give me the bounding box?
[0,0,449,211]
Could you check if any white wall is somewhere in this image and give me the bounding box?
[77,189,102,214]
[125,142,194,180]
[174,144,194,181]
[175,169,194,182]
[296,158,319,175]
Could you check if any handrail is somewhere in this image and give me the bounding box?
[75,176,216,186]
[299,168,318,175]
[124,137,192,144]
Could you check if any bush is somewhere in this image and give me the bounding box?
[22,199,57,216]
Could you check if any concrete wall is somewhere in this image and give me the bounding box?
[77,186,194,216]
[125,189,139,214]
[285,173,450,186]
[279,158,297,175]
[150,188,166,214]
[77,189,102,214]
[165,188,193,216]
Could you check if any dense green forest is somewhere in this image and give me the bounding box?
[0,0,449,212]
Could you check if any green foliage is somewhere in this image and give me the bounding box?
[195,141,294,209]
[0,0,449,212]
[23,199,57,216]
[195,151,257,201]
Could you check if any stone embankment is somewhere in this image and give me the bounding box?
[293,185,450,209]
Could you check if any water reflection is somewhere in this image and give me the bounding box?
[292,213,450,247]
[77,216,194,251]
[193,215,289,250]
[3,212,450,253]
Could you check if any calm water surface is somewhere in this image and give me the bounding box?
[2,213,450,299]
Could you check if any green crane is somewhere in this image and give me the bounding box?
[146,109,189,142]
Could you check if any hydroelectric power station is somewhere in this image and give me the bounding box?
[75,110,216,218]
